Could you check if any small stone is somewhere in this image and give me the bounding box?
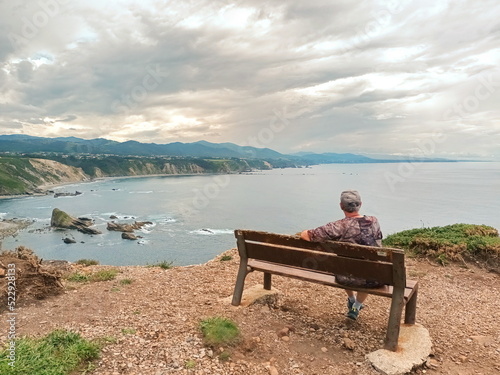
[343,338,355,350]
[281,336,290,342]
[459,355,467,362]
[425,358,439,369]
[269,365,279,375]
[277,328,290,337]
[321,347,328,353]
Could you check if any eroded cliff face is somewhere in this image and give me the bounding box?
[0,157,89,195]
[28,159,89,188]
[0,156,262,196]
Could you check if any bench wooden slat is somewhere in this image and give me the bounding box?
[248,259,416,301]
[245,242,395,285]
[240,229,401,261]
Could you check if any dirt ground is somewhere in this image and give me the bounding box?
[0,248,499,375]
[0,247,64,313]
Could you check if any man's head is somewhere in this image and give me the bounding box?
[340,190,362,213]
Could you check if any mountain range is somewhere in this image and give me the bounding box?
[0,134,454,164]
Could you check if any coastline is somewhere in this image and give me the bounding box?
[0,171,239,201]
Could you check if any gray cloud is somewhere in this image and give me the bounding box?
[0,0,498,159]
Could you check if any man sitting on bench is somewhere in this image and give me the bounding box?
[300,190,383,320]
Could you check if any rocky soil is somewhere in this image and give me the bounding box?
[1,248,498,375]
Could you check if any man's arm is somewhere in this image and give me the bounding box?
[300,230,311,241]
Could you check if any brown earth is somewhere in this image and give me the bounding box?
[0,247,64,313]
[0,248,499,375]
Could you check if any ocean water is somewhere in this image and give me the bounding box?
[0,162,498,266]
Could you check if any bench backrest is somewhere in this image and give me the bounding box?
[235,230,406,287]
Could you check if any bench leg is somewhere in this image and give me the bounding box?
[231,261,249,306]
[384,292,405,351]
[264,272,272,290]
[404,285,418,324]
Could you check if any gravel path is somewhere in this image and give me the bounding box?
[3,249,499,375]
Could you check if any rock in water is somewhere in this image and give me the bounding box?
[51,208,102,235]
[107,221,153,232]
[63,237,76,244]
[122,232,138,240]
[107,222,135,232]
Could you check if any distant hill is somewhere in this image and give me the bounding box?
[0,135,286,160]
[0,135,456,164]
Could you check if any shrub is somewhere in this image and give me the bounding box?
[185,359,196,369]
[200,317,240,347]
[120,278,133,285]
[383,224,500,270]
[0,329,100,375]
[220,255,232,262]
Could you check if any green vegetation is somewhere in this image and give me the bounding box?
[119,278,133,285]
[184,359,197,369]
[220,255,233,262]
[66,272,90,282]
[199,317,240,347]
[383,224,500,268]
[66,269,118,283]
[90,269,118,281]
[75,259,100,266]
[219,351,232,361]
[147,260,174,269]
[0,156,47,195]
[0,329,100,375]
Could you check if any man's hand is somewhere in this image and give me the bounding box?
[300,230,311,241]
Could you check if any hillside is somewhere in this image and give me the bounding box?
[0,157,88,195]
[0,155,285,196]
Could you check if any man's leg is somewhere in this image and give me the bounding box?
[346,291,368,320]
[355,292,368,304]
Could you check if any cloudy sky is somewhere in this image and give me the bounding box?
[1,0,499,159]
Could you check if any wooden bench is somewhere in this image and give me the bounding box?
[231,230,419,351]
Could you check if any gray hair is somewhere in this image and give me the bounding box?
[340,190,362,212]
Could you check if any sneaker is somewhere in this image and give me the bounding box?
[347,298,354,310]
[346,305,363,320]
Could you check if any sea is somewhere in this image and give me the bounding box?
[0,162,498,266]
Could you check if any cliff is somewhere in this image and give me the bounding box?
[0,157,88,195]
[0,155,287,196]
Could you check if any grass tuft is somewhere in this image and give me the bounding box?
[89,269,118,282]
[199,317,240,347]
[75,259,100,266]
[220,255,232,262]
[66,272,90,282]
[147,260,174,269]
[66,269,119,283]
[0,329,100,375]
